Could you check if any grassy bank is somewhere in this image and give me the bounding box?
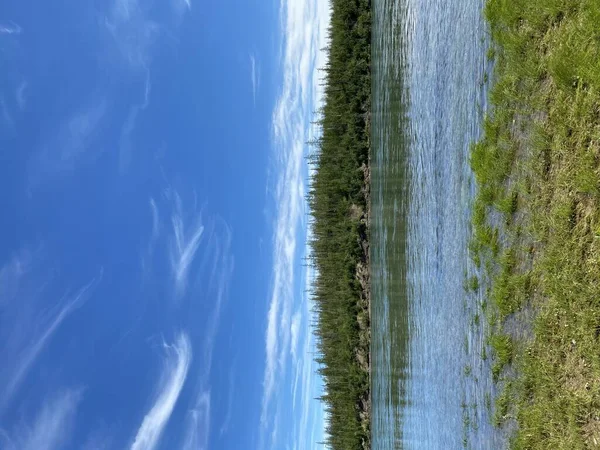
[308,0,371,449]
[471,0,600,448]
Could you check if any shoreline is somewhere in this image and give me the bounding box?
[356,160,372,450]
[307,0,371,448]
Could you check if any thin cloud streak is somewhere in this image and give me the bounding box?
[0,254,102,414]
[290,310,301,361]
[1,389,83,450]
[5,279,98,404]
[16,82,27,111]
[105,0,160,70]
[199,222,233,376]
[182,391,210,450]
[150,197,160,240]
[119,69,151,174]
[0,22,21,34]
[131,333,192,450]
[250,53,260,105]
[219,365,236,436]
[182,220,233,448]
[168,190,205,300]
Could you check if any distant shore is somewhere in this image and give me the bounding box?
[471,0,600,447]
[307,0,371,448]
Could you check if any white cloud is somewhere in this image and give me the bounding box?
[0,22,21,35]
[182,391,210,450]
[290,310,301,361]
[119,106,140,172]
[105,0,160,70]
[150,197,160,240]
[4,281,95,404]
[131,333,192,450]
[250,53,260,105]
[219,366,235,436]
[28,97,108,187]
[167,189,205,300]
[142,190,233,312]
[261,0,330,446]
[0,251,101,413]
[1,389,83,450]
[119,69,151,174]
[105,0,191,67]
[16,81,27,111]
[181,219,233,447]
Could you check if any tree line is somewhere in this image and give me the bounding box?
[308,0,371,448]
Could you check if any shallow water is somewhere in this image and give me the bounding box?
[371,0,502,448]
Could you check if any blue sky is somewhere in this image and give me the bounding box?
[0,0,329,449]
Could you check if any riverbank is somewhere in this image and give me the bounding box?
[308,0,371,448]
[471,0,600,447]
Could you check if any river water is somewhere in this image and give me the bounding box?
[370,0,503,448]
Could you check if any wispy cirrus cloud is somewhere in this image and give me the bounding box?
[105,0,157,173]
[219,364,235,436]
[171,0,192,21]
[131,332,192,450]
[0,249,102,414]
[167,189,205,300]
[105,0,160,70]
[105,0,185,174]
[250,53,260,105]
[142,189,233,310]
[290,310,301,361]
[16,81,27,111]
[28,97,108,187]
[261,0,330,446]
[81,427,114,450]
[118,69,151,174]
[150,197,160,240]
[3,281,96,406]
[0,21,21,35]
[182,391,210,450]
[0,389,83,450]
[198,221,233,372]
[181,218,233,448]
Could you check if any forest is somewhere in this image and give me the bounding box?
[307,0,372,448]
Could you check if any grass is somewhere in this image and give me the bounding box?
[471,0,600,447]
[494,381,512,427]
[464,364,473,377]
[484,392,493,414]
[490,333,513,382]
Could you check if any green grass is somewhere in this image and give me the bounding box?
[490,333,513,382]
[465,275,480,292]
[472,0,600,447]
[464,364,473,377]
[484,392,493,414]
[494,382,512,427]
